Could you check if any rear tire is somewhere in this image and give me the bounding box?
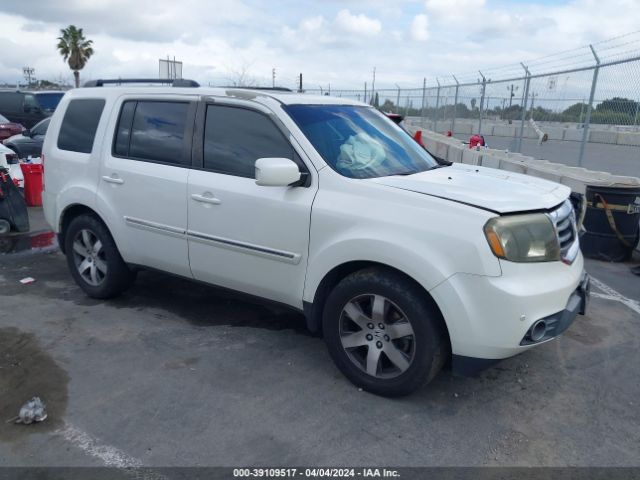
[323,268,446,397]
[64,214,135,299]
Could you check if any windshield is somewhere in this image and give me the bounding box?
[35,92,64,112]
[284,105,438,179]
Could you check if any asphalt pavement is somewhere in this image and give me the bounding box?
[0,226,639,468]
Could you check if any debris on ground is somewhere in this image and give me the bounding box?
[6,397,47,425]
[19,277,36,285]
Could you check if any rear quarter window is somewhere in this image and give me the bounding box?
[57,98,105,153]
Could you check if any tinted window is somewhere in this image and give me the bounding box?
[34,92,64,112]
[57,99,105,153]
[128,101,189,165]
[0,92,24,112]
[23,94,39,111]
[31,118,50,136]
[113,101,136,157]
[204,106,294,177]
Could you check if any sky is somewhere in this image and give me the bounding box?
[0,0,639,90]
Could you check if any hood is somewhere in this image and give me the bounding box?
[369,163,570,213]
[4,133,29,144]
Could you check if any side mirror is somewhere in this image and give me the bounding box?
[255,158,301,187]
[22,129,31,138]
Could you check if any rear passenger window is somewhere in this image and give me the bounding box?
[57,99,105,153]
[124,101,190,165]
[204,105,295,177]
[113,101,136,157]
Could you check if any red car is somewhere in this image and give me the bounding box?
[0,114,24,142]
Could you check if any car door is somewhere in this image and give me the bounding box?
[96,97,196,278]
[22,118,49,158]
[187,101,317,307]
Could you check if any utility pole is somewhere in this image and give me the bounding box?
[371,67,376,105]
[298,73,303,93]
[529,92,538,118]
[272,68,276,88]
[364,81,367,104]
[395,84,401,114]
[508,83,518,108]
[23,66,35,86]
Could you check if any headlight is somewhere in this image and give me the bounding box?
[484,214,560,263]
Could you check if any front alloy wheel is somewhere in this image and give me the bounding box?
[339,294,415,378]
[323,268,446,396]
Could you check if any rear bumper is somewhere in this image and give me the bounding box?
[450,271,590,376]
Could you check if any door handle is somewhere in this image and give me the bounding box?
[102,175,124,185]
[191,193,221,205]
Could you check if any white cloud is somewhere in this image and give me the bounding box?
[300,15,324,32]
[425,0,486,20]
[410,14,429,42]
[0,0,639,92]
[334,9,382,36]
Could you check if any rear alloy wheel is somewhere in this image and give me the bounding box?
[323,268,446,396]
[65,215,135,299]
[72,229,108,287]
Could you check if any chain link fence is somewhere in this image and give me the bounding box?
[305,34,640,177]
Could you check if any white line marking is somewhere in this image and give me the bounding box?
[56,423,143,468]
[591,277,640,316]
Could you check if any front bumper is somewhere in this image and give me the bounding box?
[430,252,587,370]
[450,271,590,376]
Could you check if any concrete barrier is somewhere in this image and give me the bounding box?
[560,128,584,142]
[589,130,618,144]
[526,165,563,183]
[491,125,517,137]
[453,123,473,135]
[616,132,640,146]
[499,158,527,174]
[545,127,565,141]
[432,141,450,160]
[446,146,463,163]
[462,149,483,165]
[409,128,640,202]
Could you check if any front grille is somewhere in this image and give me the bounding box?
[549,200,578,262]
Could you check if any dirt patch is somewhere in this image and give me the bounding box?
[0,327,69,442]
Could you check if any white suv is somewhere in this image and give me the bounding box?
[42,79,589,396]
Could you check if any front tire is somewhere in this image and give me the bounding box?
[323,268,446,397]
[64,214,135,299]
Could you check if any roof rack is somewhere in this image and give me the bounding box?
[83,78,200,88]
[222,86,293,92]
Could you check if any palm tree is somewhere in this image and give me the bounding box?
[57,25,94,88]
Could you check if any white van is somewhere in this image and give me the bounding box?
[42,79,589,396]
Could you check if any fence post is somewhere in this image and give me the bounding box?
[452,75,459,135]
[478,71,486,135]
[578,45,600,167]
[421,78,426,127]
[434,79,441,133]
[517,63,531,153]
